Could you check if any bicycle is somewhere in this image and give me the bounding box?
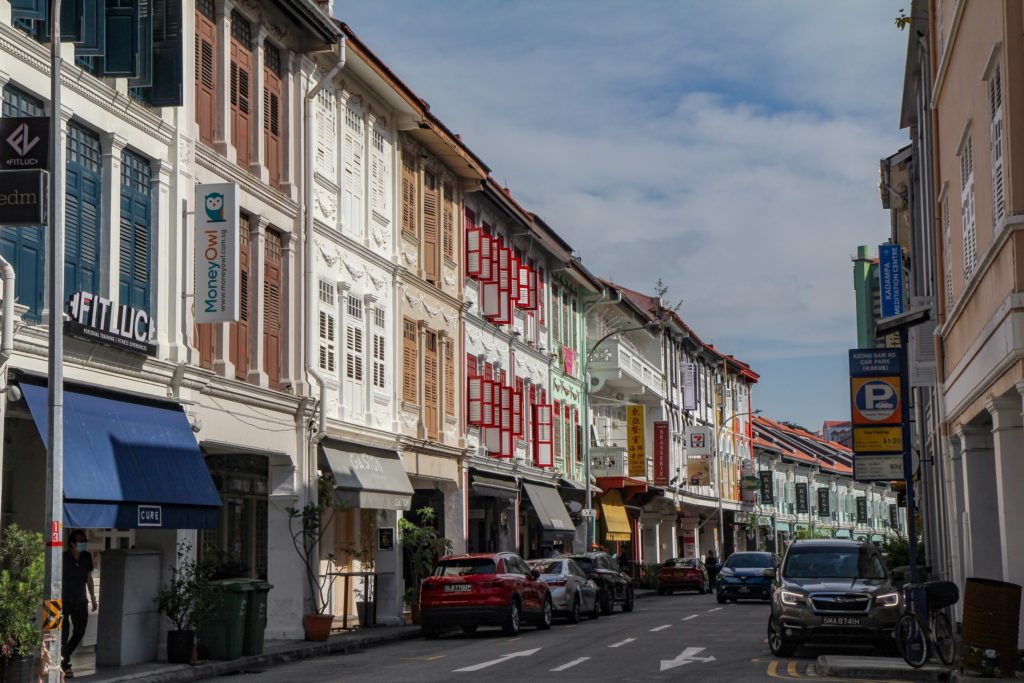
[895,580,959,668]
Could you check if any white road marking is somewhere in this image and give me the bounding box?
[660,646,717,672]
[708,607,724,612]
[681,614,699,621]
[453,648,542,672]
[608,637,636,648]
[650,624,672,632]
[550,657,590,672]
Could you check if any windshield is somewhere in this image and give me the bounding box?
[433,559,497,577]
[783,546,887,580]
[663,558,698,568]
[725,553,773,569]
[529,561,563,575]
[571,557,594,571]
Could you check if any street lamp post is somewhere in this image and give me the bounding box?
[714,409,761,558]
[582,322,658,550]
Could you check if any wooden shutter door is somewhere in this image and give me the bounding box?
[402,319,418,403]
[230,223,250,379]
[442,184,455,263]
[444,340,455,416]
[423,173,439,282]
[401,152,416,237]
[263,230,283,386]
[194,6,215,144]
[263,46,282,187]
[230,30,252,167]
[424,331,439,440]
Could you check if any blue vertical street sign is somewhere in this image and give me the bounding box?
[879,243,905,318]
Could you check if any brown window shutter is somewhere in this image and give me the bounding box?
[230,39,252,167]
[424,331,439,440]
[195,11,216,144]
[195,323,215,369]
[401,152,417,237]
[402,319,418,403]
[444,340,454,416]
[263,230,283,387]
[263,64,282,187]
[423,173,438,282]
[229,221,251,379]
[442,184,455,262]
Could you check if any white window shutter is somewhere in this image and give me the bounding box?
[990,67,1005,226]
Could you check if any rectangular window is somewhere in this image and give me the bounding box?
[263,42,283,188]
[960,134,976,281]
[403,319,418,403]
[230,219,251,379]
[119,149,152,312]
[442,184,455,263]
[423,171,439,283]
[346,296,364,382]
[942,193,952,312]
[424,331,439,440]
[990,65,1005,226]
[533,404,553,468]
[195,3,216,143]
[372,309,386,390]
[467,355,482,426]
[319,309,336,373]
[347,295,363,320]
[444,340,455,416]
[230,11,253,168]
[401,151,417,238]
[319,280,335,305]
[552,400,561,460]
[263,229,283,386]
[344,105,364,237]
[370,129,387,215]
[316,89,335,180]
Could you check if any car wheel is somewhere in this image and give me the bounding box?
[461,625,478,635]
[589,594,601,620]
[767,616,796,657]
[568,596,581,624]
[502,599,521,636]
[600,588,613,615]
[622,587,635,613]
[716,593,727,604]
[698,581,707,595]
[423,626,442,640]
[537,597,553,630]
[657,588,665,596]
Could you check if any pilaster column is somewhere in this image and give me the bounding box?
[417,320,429,439]
[248,216,269,387]
[281,230,299,390]
[250,27,268,182]
[957,423,1001,580]
[99,134,127,301]
[213,0,235,161]
[151,159,176,357]
[364,292,378,422]
[337,281,352,420]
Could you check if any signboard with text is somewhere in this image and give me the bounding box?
[0,169,47,226]
[195,183,240,323]
[65,291,157,355]
[682,362,697,410]
[853,426,903,452]
[626,405,646,478]
[850,348,906,482]
[686,425,712,456]
[854,454,904,481]
[856,497,868,524]
[1,117,49,170]
[653,421,670,486]
[759,471,774,505]
[817,488,830,517]
[795,482,808,513]
[687,456,710,486]
[879,243,905,318]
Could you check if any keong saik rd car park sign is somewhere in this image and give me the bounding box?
[849,349,905,481]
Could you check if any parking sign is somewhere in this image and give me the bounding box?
[850,376,901,425]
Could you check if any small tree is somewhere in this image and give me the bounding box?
[0,524,45,657]
[286,476,338,614]
[399,506,452,607]
[155,540,221,632]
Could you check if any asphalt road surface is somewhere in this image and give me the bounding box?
[203,592,878,682]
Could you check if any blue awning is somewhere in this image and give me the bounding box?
[20,382,221,529]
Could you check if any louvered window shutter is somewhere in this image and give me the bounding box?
[372,309,386,389]
[425,331,439,440]
[423,173,439,282]
[498,385,513,458]
[960,136,976,280]
[230,14,252,168]
[517,264,531,307]
[401,152,417,237]
[264,43,282,188]
[538,267,545,324]
[496,247,512,325]
[319,309,336,372]
[443,185,455,262]
[479,232,493,282]
[230,221,251,379]
[444,340,455,416]
[466,227,481,277]
[990,66,1005,226]
[942,196,953,312]
[118,149,152,312]
[510,255,520,310]
[194,8,216,143]
[344,110,364,236]
[263,229,283,386]
[513,378,524,437]
[533,404,553,468]
[65,123,101,298]
[574,407,582,462]
[552,400,561,461]
[345,299,364,382]
[467,355,482,426]
[403,319,418,403]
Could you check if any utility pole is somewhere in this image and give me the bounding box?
[43,1,66,679]
[715,409,760,559]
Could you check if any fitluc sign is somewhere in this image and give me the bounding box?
[194,183,240,323]
[65,291,157,355]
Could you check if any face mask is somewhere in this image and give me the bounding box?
[76,542,88,552]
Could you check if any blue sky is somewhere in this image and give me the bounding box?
[335,1,909,432]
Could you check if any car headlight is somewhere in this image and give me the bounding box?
[780,590,806,606]
[876,592,899,608]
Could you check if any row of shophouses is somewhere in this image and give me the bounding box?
[0,0,903,665]
[877,0,1024,643]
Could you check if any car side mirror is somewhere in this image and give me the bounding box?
[532,568,542,579]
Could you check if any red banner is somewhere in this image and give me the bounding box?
[653,420,670,486]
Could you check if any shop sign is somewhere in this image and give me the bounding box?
[1,117,48,170]
[854,453,904,481]
[853,426,903,452]
[0,169,47,226]
[817,488,830,517]
[652,420,669,486]
[795,483,808,513]
[740,475,760,491]
[65,291,157,355]
[138,505,162,527]
[687,456,710,486]
[686,425,712,456]
[879,243,905,318]
[889,503,899,529]
[759,471,774,505]
[849,348,901,377]
[626,404,646,478]
[682,362,697,410]
[377,527,394,551]
[850,376,902,426]
[194,182,240,323]
[856,497,868,524]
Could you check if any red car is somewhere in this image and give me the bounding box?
[657,557,710,595]
[419,552,553,638]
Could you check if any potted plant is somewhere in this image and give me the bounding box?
[0,524,45,683]
[349,510,378,626]
[286,476,339,641]
[399,506,452,625]
[155,540,220,663]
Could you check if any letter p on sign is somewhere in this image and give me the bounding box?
[851,376,901,425]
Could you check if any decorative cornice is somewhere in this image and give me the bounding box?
[197,145,300,221]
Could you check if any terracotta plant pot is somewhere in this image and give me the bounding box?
[303,613,334,642]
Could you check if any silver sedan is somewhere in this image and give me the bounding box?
[527,558,600,623]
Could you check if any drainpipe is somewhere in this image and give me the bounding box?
[303,37,346,444]
[0,255,15,365]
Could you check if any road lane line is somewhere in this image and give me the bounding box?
[608,637,636,648]
[708,607,723,612]
[452,648,541,673]
[550,657,590,672]
[681,614,699,621]
[650,624,672,632]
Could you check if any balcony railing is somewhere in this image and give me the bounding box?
[589,340,664,395]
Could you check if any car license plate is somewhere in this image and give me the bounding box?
[444,584,472,592]
[822,616,862,626]
[739,586,750,593]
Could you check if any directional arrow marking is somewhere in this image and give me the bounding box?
[453,648,541,672]
[608,637,636,648]
[660,646,716,672]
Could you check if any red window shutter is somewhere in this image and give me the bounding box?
[513,378,524,437]
[401,152,417,237]
[533,404,553,468]
[499,385,513,458]
[402,319,417,403]
[466,227,481,277]
[510,256,520,310]
[263,229,283,387]
[263,62,282,187]
[230,223,251,379]
[552,399,561,461]
[538,267,545,324]
[230,38,252,168]
[496,247,512,325]
[518,264,531,307]
[467,355,480,425]
[526,265,538,310]
[479,230,493,282]
[195,11,216,144]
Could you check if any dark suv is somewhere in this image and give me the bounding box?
[768,540,899,656]
[567,552,634,615]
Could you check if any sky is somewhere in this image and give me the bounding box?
[334,1,909,432]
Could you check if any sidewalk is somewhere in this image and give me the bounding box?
[817,655,1024,681]
[81,626,420,683]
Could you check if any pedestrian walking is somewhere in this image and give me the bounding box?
[704,549,719,589]
[61,530,97,678]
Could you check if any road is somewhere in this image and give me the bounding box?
[202,591,877,683]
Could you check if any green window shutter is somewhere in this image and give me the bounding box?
[118,150,152,310]
[129,0,153,88]
[146,0,183,106]
[76,0,107,56]
[65,123,102,299]
[61,0,83,41]
[11,0,46,21]
[100,0,138,77]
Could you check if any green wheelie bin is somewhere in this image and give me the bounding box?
[199,579,250,660]
[242,581,273,656]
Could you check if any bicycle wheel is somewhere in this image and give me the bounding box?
[932,611,955,665]
[897,613,930,668]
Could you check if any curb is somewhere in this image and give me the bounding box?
[815,656,951,681]
[94,627,421,683]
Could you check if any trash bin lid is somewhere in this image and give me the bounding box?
[213,578,254,591]
[251,581,273,590]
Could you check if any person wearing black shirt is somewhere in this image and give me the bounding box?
[61,530,97,678]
